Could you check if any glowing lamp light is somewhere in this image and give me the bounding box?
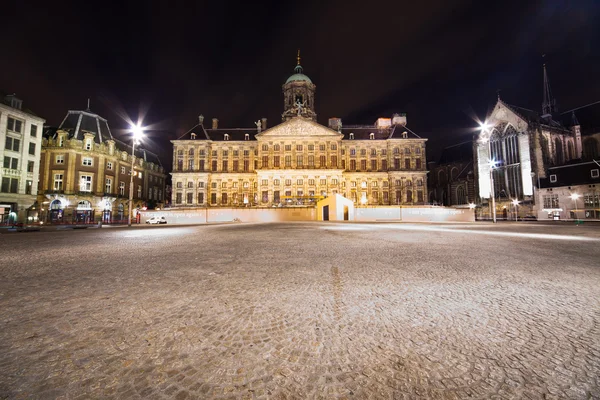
[130,123,145,141]
[488,159,498,169]
[468,203,476,209]
[479,121,492,133]
[570,193,580,200]
[511,199,520,206]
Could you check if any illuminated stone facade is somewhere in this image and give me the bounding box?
[475,99,582,217]
[170,62,428,208]
[38,110,166,223]
[0,94,46,223]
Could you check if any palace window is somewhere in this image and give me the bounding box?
[297,179,303,185]
[309,179,315,186]
[285,156,292,168]
[350,148,356,156]
[262,179,268,186]
[79,175,92,192]
[360,160,367,170]
[361,149,366,156]
[331,156,337,167]
[3,157,18,170]
[27,161,34,173]
[177,182,183,189]
[85,139,92,150]
[222,182,227,188]
[331,144,337,150]
[285,179,292,186]
[187,193,193,204]
[349,133,354,140]
[105,178,112,193]
[119,181,125,195]
[371,159,377,170]
[262,155,269,167]
[320,179,327,186]
[224,134,230,141]
[262,144,268,151]
[297,155,303,167]
[274,156,280,168]
[297,144,303,151]
[5,137,20,152]
[107,161,113,170]
[187,182,194,188]
[198,193,204,204]
[211,182,217,189]
[319,144,326,151]
[7,117,23,133]
[308,144,314,151]
[274,179,280,186]
[274,144,280,151]
[56,154,65,164]
[350,160,356,170]
[285,145,292,151]
[53,174,64,191]
[319,155,326,168]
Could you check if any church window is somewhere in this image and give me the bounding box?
[456,185,467,204]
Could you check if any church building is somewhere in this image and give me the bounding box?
[170,56,428,209]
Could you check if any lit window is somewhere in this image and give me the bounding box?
[591,169,599,178]
[224,134,230,141]
[79,175,92,192]
[369,133,374,140]
[550,174,557,183]
[349,133,354,140]
[244,134,249,141]
[53,174,64,191]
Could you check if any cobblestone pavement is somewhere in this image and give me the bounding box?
[1,222,599,399]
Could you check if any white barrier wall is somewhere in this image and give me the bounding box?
[140,206,474,224]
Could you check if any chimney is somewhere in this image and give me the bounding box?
[261,117,267,130]
[392,113,407,126]
[328,117,342,132]
[199,115,204,126]
[212,118,219,129]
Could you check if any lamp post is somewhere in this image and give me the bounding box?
[511,199,520,221]
[570,193,580,223]
[128,124,145,227]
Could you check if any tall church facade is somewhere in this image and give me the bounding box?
[170,59,428,209]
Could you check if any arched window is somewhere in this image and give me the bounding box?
[224,134,230,141]
[456,185,467,205]
[77,200,92,210]
[369,133,374,140]
[50,200,63,210]
[583,138,599,161]
[349,133,354,140]
[438,170,447,185]
[567,141,574,160]
[450,167,459,181]
[554,138,563,165]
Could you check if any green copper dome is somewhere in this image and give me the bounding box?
[285,65,312,84]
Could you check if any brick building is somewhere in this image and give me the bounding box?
[39,109,166,223]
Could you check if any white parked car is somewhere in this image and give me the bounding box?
[146,216,167,224]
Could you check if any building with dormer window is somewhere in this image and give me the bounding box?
[38,108,166,224]
[170,56,428,209]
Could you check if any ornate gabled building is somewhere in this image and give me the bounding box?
[474,65,589,219]
[170,58,428,209]
[39,108,166,223]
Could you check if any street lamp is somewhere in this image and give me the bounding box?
[511,199,520,221]
[570,193,580,223]
[128,123,145,227]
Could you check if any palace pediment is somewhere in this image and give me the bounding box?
[256,117,342,139]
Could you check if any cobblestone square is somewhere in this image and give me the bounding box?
[1,222,599,399]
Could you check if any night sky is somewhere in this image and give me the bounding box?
[2,1,599,171]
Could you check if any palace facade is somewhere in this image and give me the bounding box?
[170,59,428,208]
[39,109,166,223]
